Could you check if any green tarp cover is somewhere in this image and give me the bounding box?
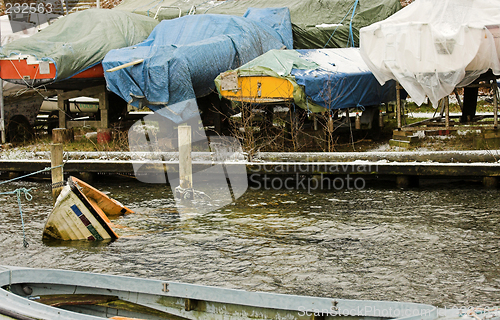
[0,9,158,80]
[214,49,326,113]
[115,0,401,49]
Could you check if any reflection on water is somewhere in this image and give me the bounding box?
[0,177,499,308]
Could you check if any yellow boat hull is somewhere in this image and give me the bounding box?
[219,72,294,104]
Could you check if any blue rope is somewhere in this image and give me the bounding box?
[348,0,359,47]
[0,162,65,248]
[0,188,33,248]
[323,1,356,48]
[0,164,64,186]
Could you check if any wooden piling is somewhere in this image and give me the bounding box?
[51,144,64,204]
[178,125,192,189]
[52,128,74,143]
[396,175,419,188]
[483,176,498,188]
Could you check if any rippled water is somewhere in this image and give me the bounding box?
[0,177,499,308]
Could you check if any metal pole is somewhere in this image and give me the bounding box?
[0,79,5,144]
[178,125,192,190]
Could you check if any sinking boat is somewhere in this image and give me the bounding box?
[0,265,446,320]
[0,9,158,90]
[359,0,500,107]
[42,176,133,241]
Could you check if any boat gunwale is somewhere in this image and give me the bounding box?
[0,266,438,320]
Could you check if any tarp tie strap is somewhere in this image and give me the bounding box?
[323,2,354,48]
[348,0,359,47]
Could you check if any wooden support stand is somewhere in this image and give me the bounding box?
[476,129,500,149]
[396,75,499,132]
[389,130,419,148]
[56,85,109,129]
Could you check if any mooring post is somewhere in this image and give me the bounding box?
[483,176,498,188]
[51,144,64,204]
[178,125,192,190]
[396,175,419,188]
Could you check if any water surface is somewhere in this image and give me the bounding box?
[0,178,499,308]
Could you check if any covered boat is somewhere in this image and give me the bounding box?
[102,7,293,123]
[216,48,397,113]
[114,0,402,49]
[359,0,500,107]
[0,265,444,320]
[0,9,158,89]
[43,176,133,241]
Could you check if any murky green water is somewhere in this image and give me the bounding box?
[0,177,499,308]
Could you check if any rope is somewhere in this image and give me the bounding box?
[323,1,356,48]
[8,60,50,99]
[0,160,68,247]
[0,188,33,248]
[0,163,65,186]
[348,0,359,47]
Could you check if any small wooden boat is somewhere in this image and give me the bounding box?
[0,265,443,320]
[42,176,133,241]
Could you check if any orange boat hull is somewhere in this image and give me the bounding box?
[0,59,104,82]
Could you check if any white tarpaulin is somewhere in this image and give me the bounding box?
[359,0,500,107]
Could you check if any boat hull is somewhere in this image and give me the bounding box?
[0,265,441,320]
[42,176,132,241]
[0,58,104,88]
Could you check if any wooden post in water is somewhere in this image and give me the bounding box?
[178,125,192,190]
[51,144,64,205]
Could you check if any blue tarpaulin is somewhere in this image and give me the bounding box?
[103,7,293,123]
[291,48,397,110]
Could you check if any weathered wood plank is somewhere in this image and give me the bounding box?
[37,294,118,307]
